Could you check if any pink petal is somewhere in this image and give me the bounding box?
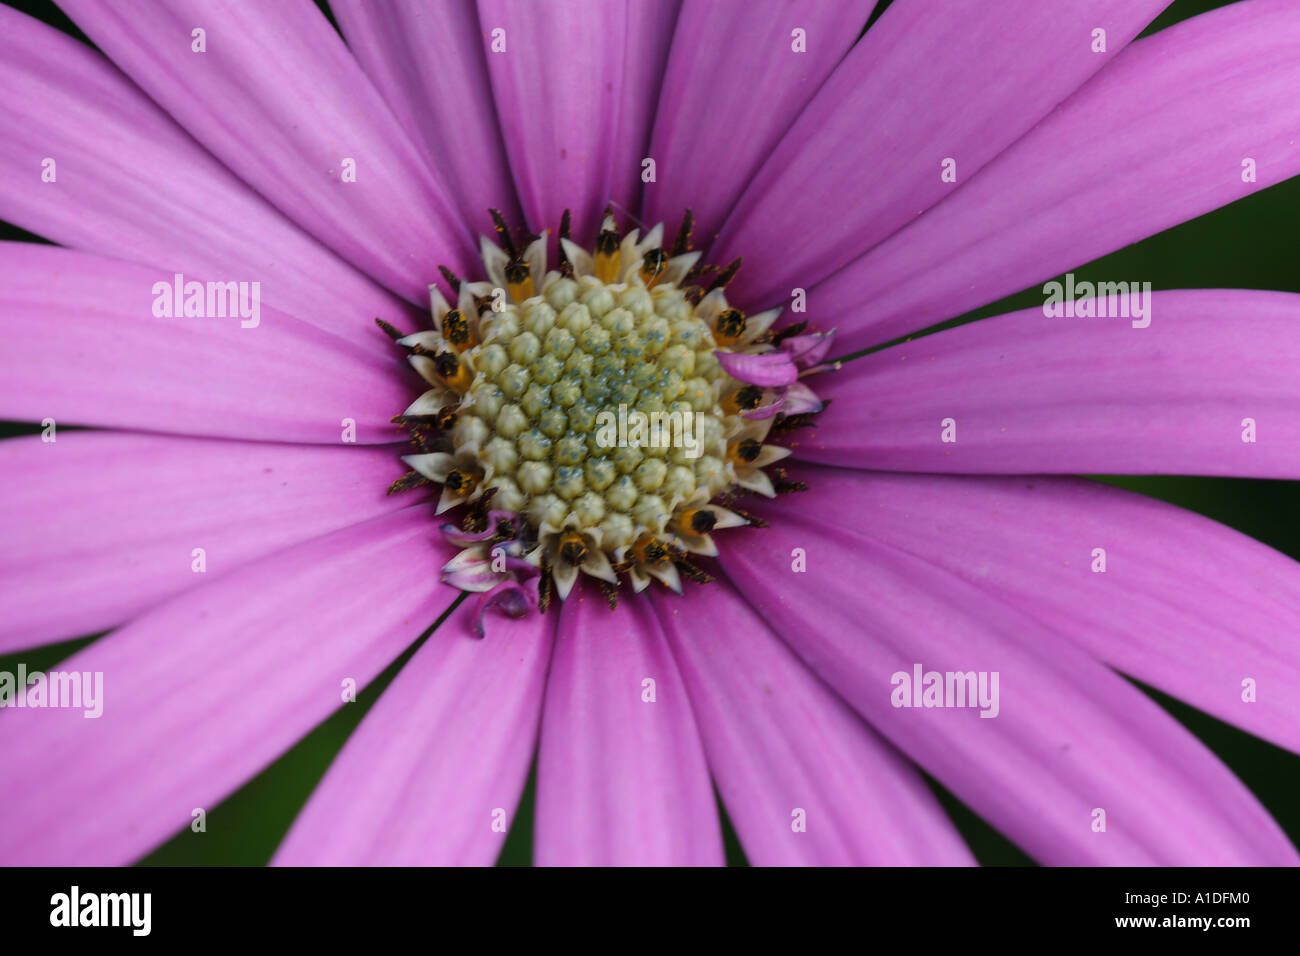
[743,396,785,421]
[779,464,1300,758]
[716,349,798,387]
[652,588,973,865]
[781,380,824,415]
[642,0,875,242]
[0,507,455,865]
[803,290,1300,477]
[713,0,1169,307]
[722,507,1298,864]
[781,330,837,369]
[0,244,410,443]
[330,0,523,236]
[607,0,681,221]
[816,0,1300,353]
[535,585,722,865]
[477,0,626,242]
[59,0,476,301]
[273,601,552,865]
[0,432,418,653]
[0,5,419,347]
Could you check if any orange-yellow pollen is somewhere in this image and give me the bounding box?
[505,260,535,302]
[433,351,473,394]
[674,508,717,537]
[723,385,763,415]
[558,530,589,566]
[442,309,476,351]
[714,308,747,346]
[435,404,460,430]
[639,248,666,289]
[728,437,762,465]
[633,534,671,566]
[445,468,479,496]
[594,229,621,283]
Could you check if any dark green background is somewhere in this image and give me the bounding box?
[1,0,1294,866]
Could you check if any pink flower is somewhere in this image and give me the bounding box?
[1,0,1298,867]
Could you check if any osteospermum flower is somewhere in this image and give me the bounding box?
[1,0,1298,866]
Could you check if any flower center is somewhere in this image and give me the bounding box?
[381,210,835,621]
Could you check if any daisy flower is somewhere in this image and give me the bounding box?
[1,0,1298,866]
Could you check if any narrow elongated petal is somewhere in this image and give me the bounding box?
[804,290,1300,477]
[0,508,454,866]
[722,510,1298,864]
[713,0,1169,306]
[642,0,874,242]
[0,433,416,653]
[771,465,1300,758]
[59,0,476,301]
[273,601,553,866]
[535,586,723,865]
[0,5,417,347]
[716,349,798,386]
[330,0,522,236]
[653,589,973,865]
[816,0,1300,352]
[0,244,410,443]
[607,0,681,220]
[477,0,625,242]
